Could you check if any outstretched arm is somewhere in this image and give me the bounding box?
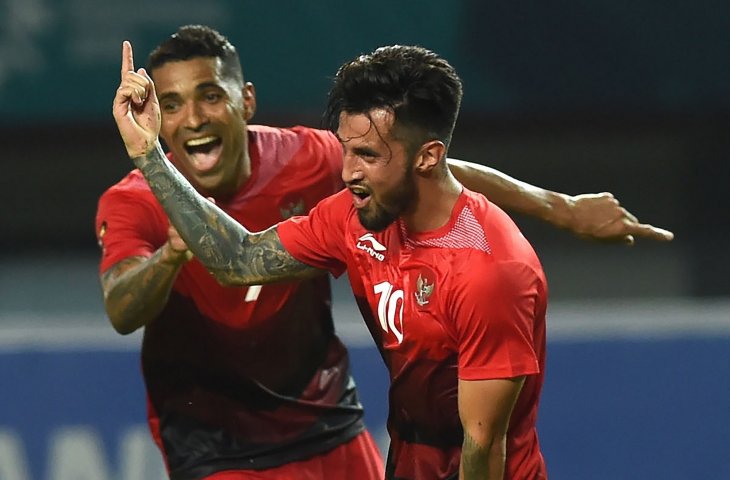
[447,158,674,245]
[112,41,319,286]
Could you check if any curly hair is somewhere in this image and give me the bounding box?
[324,45,463,153]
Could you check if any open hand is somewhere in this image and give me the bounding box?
[112,40,161,158]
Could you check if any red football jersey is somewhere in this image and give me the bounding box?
[96,126,367,478]
[279,187,548,480]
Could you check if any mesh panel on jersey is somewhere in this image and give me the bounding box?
[400,206,491,253]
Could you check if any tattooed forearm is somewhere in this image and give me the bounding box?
[132,142,318,286]
[101,251,185,334]
[238,228,315,282]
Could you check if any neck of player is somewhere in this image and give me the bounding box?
[403,169,462,234]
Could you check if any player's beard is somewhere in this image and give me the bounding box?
[357,167,417,232]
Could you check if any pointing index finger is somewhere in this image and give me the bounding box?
[121,40,134,77]
[630,223,675,242]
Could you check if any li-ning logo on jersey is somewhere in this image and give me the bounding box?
[356,233,386,261]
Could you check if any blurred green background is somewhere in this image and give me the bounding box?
[2,0,728,297]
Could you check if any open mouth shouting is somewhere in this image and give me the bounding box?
[349,186,372,209]
[184,135,223,173]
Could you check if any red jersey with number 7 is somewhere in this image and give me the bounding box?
[278,187,548,480]
[96,125,370,479]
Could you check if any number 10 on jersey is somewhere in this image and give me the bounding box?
[373,281,405,344]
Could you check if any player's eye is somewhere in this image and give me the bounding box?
[358,150,378,163]
[204,92,223,103]
[161,101,180,113]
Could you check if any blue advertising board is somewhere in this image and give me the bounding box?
[1,311,729,479]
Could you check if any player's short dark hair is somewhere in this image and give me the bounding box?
[324,45,463,153]
[147,25,243,84]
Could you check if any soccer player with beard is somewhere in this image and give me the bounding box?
[107,28,672,480]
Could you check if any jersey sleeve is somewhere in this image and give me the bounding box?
[277,191,350,278]
[96,188,167,274]
[450,258,542,380]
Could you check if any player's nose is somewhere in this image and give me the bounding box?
[341,152,364,184]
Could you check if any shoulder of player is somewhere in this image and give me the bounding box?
[98,170,159,212]
[462,188,535,249]
[289,125,337,141]
[100,169,153,199]
[249,124,339,167]
[462,187,509,222]
[288,126,341,156]
[311,188,353,214]
[298,189,359,234]
[248,124,334,145]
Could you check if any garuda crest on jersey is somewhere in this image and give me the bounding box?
[414,272,435,306]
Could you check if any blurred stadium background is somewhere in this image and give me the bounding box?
[0,1,728,478]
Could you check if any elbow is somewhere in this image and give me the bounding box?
[463,424,508,460]
[104,304,144,335]
[466,427,501,451]
[461,427,508,476]
[108,316,138,336]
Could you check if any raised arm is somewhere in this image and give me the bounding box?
[447,158,674,245]
[112,41,318,286]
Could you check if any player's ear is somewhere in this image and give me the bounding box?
[242,82,256,121]
[414,140,445,174]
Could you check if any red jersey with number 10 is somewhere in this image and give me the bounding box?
[278,187,548,480]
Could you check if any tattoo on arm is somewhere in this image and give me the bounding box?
[101,252,183,334]
[460,430,492,479]
[100,257,143,290]
[235,227,315,282]
[132,143,319,285]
